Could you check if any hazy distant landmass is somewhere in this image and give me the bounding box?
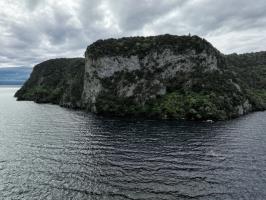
[0,67,32,85]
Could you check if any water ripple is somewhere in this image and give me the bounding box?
[1,88,266,199]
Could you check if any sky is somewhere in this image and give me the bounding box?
[0,0,266,68]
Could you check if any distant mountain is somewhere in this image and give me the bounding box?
[0,67,32,85]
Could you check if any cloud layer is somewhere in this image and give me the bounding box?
[1,0,266,67]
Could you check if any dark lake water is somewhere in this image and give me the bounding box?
[0,87,266,200]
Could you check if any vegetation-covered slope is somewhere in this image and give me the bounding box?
[15,35,266,121]
[15,58,84,108]
[86,35,223,61]
[226,52,266,110]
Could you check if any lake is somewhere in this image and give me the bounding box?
[0,87,266,200]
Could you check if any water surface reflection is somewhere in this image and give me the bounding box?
[0,87,266,199]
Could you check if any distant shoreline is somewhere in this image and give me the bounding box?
[0,85,21,88]
[0,81,25,85]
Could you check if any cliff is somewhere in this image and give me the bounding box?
[15,34,266,121]
[82,35,254,120]
[15,58,84,108]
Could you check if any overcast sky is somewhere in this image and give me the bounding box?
[1,0,266,67]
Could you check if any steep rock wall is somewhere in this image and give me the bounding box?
[83,35,251,120]
[16,35,266,121]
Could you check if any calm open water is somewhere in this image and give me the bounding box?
[0,87,266,200]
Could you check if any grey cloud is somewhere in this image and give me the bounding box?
[180,0,266,33]
[0,0,266,67]
[24,0,42,11]
[105,0,185,31]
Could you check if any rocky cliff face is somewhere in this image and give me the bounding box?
[15,34,266,121]
[15,58,84,108]
[82,35,252,120]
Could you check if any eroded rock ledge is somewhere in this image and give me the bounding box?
[15,34,266,121]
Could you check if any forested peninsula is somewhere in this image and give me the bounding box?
[15,34,266,121]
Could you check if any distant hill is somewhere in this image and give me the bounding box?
[0,67,32,85]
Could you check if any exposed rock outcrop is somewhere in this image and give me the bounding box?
[82,35,252,120]
[15,34,266,121]
[226,52,266,110]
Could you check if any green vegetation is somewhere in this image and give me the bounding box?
[94,90,246,120]
[226,52,266,111]
[151,92,227,120]
[247,89,266,111]
[86,34,222,61]
[16,35,266,121]
[15,58,84,108]
[17,86,63,103]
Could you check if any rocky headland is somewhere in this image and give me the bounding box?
[15,58,84,108]
[15,34,266,121]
